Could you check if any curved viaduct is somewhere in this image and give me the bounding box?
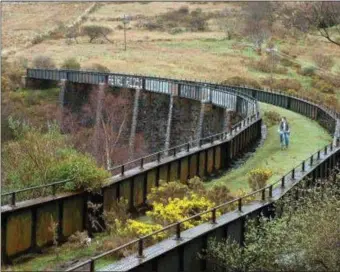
[1,68,340,269]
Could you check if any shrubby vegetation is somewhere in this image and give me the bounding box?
[221,77,261,89]
[61,58,81,70]
[82,63,110,72]
[2,120,109,196]
[32,55,56,69]
[137,6,212,33]
[203,176,340,271]
[147,193,219,229]
[81,25,113,43]
[263,110,281,127]
[247,168,272,191]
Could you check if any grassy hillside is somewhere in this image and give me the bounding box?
[3,2,339,109]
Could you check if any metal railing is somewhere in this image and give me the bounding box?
[27,68,258,118]
[1,178,74,206]
[108,113,259,175]
[66,141,339,272]
[1,113,259,206]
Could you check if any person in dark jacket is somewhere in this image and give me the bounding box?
[278,117,290,149]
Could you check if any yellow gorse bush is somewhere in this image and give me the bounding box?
[114,219,166,240]
[147,193,221,230]
[248,168,273,191]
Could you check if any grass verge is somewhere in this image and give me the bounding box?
[207,103,332,192]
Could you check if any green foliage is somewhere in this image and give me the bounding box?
[47,148,109,191]
[247,168,272,191]
[203,178,340,271]
[298,66,316,76]
[146,193,219,229]
[61,58,81,70]
[263,110,281,127]
[147,181,190,205]
[2,121,109,196]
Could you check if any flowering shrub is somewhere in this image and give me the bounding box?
[147,181,189,205]
[147,193,220,229]
[248,168,272,191]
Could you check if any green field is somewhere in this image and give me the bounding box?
[207,103,332,192]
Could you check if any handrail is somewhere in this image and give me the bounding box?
[66,141,339,272]
[7,68,340,205]
[1,178,75,206]
[1,112,259,206]
[13,68,339,270]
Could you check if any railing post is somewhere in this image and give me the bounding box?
[317,151,320,160]
[199,139,202,147]
[238,198,242,212]
[210,137,214,145]
[11,192,16,206]
[138,238,144,258]
[330,143,333,152]
[90,259,95,272]
[176,223,181,240]
[324,145,327,155]
[173,148,177,157]
[140,158,144,169]
[281,176,285,188]
[187,143,190,152]
[157,152,161,163]
[269,185,273,198]
[310,155,313,166]
[121,165,125,176]
[292,168,295,179]
[211,208,217,224]
[302,161,305,172]
[52,184,56,197]
[261,188,266,201]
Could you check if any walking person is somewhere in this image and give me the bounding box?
[278,117,290,149]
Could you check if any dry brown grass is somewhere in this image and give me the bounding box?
[2,2,340,97]
[88,2,237,20]
[2,3,92,51]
